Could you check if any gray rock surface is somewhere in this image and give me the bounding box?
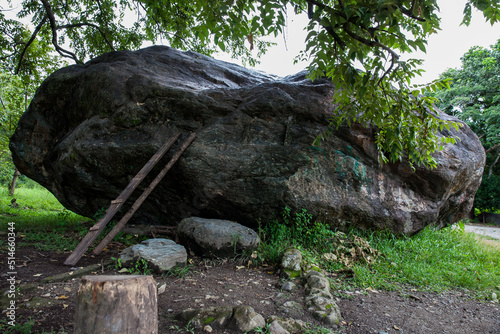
[177,217,259,257]
[176,305,265,332]
[176,306,233,330]
[281,248,302,273]
[305,270,342,325]
[280,281,297,292]
[230,305,266,332]
[267,316,307,333]
[119,238,186,272]
[279,248,342,326]
[268,320,290,334]
[279,300,303,313]
[10,46,485,234]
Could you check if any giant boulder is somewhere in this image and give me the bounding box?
[10,46,485,234]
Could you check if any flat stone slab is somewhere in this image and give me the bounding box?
[177,217,260,257]
[119,238,187,272]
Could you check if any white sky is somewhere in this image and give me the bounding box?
[217,0,500,84]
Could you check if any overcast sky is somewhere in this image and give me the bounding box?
[217,0,500,84]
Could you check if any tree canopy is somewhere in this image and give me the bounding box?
[435,40,500,213]
[0,19,61,188]
[2,0,500,169]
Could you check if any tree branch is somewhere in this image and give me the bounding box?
[137,2,187,43]
[40,0,83,64]
[57,23,115,51]
[0,95,7,111]
[377,52,397,86]
[485,143,500,154]
[397,2,426,22]
[488,151,500,179]
[15,16,48,75]
[342,21,399,65]
[306,0,400,84]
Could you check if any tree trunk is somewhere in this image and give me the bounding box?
[74,275,158,334]
[9,168,19,196]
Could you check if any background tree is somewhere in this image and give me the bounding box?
[0,15,62,193]
[0,71,24,191]
[2,0,500,170]
[435,40,500,215]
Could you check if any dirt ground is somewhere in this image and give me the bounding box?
[1,235,500,334]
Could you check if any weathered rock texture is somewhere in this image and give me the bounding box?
[176,305,265,332]
[177,217,260,257]
[10,46,485,234]
[119,238,186,273]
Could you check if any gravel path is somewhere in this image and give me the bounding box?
[464,224,500,241]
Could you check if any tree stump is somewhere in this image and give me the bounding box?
[74,275,158,334]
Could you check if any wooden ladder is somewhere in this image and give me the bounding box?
[64,132,196,266]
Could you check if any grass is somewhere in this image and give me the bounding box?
[0,317,66,333]
[0,184,146,252]
[352,226,500,296]
[256,207,500,299]
[0,186,84,226]
[0,186,88,251]
[0,318,35,334]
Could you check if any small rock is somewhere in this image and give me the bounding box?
[281,249,302,272]
[157,283,166,295]
[176,306,233,329]
[205,295,219,300]
[230,305,266,332]
[203,325,213,332]
[306,274,330,291]
[281,281,296,292]
[281,301,303,311]
[276,292,287,299]
[268,320,290,334]
[268,317,307,333]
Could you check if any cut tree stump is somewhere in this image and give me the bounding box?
[74,275,158,334]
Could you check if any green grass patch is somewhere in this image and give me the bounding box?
[256,208,500,298]
[352,227,500,296]
[0,317,35,334]
[0,185,146,252]
[0,186,88,251]
[0,186,84,226]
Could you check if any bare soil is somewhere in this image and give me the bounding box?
[1,237,500,334]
